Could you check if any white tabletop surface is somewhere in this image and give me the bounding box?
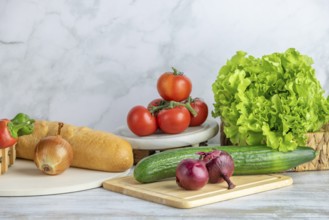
[1,170,329,219]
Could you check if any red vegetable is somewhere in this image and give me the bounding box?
[189,98,208,126]
[0,119,18,148]
[147,98,165,111]
[199,150,236,189]
[127,106,157,136]
[176,158,209,190]
[0,113,35,148]
[157,67,192,102]
[157,106,191,134]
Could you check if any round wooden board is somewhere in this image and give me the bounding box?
[114,119,219,150]
[0,159,130,196]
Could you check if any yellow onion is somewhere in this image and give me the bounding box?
[34,122,73,175]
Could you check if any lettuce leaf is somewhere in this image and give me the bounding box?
[212,48,329,152]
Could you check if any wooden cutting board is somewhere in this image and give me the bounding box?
[103,174,293,209]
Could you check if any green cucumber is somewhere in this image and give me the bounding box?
[133,145,317,183]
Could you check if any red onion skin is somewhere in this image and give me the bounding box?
[176,159,209,190]
[207,159,225,183]
[200,150,236,189]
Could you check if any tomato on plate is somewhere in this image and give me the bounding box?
[189,98,208,126]
[157,67,192,102]
[127,106,157,136]
[157,106,191,134]
[147,98,165,110]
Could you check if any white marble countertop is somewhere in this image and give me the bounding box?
[1,170,329,219]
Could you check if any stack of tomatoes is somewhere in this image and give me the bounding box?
[127,67,208,136]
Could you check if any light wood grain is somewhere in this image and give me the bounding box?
[103,175,292,208]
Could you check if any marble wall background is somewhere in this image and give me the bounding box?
[1,0,329,141]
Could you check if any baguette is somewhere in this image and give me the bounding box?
[16,120,134,172]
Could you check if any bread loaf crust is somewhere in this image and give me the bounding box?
[16,120,134,172]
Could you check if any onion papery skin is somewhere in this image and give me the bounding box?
[34,136,73,175]
[204,150,236,189]
[176,159,209,190]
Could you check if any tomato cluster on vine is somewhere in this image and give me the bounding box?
[127,67,208,136]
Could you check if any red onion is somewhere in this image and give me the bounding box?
[198,150,236,189]
[176,159,209,190]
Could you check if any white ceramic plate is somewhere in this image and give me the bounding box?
[0,159,130,196]
[114,120,219,150]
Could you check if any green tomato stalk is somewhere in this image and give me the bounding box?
[149,98,197,117]
[171,67,184,76]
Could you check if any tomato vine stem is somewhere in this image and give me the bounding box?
[171,67,183,76]
[149,99,197,117]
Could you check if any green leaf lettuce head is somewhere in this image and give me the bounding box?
[212,48,329,152]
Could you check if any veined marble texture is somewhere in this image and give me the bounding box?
[0,0,329,135]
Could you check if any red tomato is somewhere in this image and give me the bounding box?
[147,98,164,110]
[157,68,192,102]
[157,106,191,134]
[127,106,157,136]
[189,98,208,126]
